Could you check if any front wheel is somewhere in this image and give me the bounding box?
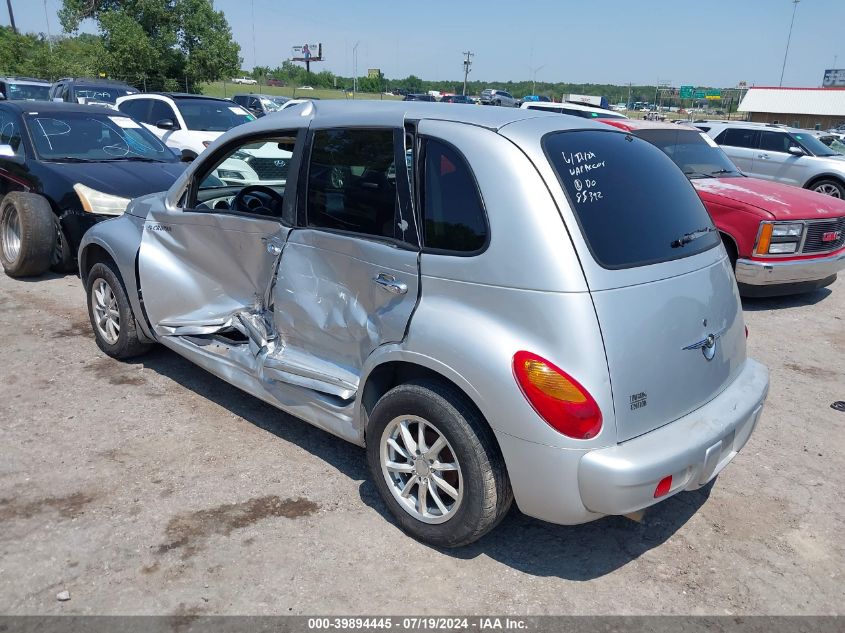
[809,178,844,198]
[366,380,512,547]
[86,261,151,359]
[0,192,55,278]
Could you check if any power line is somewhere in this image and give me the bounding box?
[462,51,474,96]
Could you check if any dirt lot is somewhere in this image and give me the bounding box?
[0,269,843,616]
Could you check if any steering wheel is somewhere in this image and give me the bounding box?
[231,185,284,216]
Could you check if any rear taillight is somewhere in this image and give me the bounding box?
[654,475,673,498]
[512,351,603,439]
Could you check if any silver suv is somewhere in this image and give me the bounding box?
[479,89,517,107]
[79,102,769,547]
[701,122,845,198]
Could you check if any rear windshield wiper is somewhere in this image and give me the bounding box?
[671,226,716,248]
[710,169,738,176]
[683,170,713,179]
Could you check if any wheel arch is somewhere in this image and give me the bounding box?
[804,173,845,191]
[358,353,502,458]
[719,231,739,267]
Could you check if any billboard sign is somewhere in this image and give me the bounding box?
[822,69,845,87]
[292,43,322,61]
[367,68,381,79]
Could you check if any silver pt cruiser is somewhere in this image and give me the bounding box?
[79,102,770,547]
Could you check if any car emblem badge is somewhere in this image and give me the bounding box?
[274,159,286,167]
[683,328,724,361]
[821,230,841,243]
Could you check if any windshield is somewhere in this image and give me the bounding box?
[544,129,719,269]
[824,137,845,155]
[635,129,741,178]
[792,132,839,157]
[260,98,288,112]
[26,112,176,162]
[7,83,51,101]
[74,85,134,104]
[174,99,255,131]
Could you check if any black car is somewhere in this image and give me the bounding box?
[0,77,52,101]
[402,93,436,102]
[0,101,185,277]
[440,94,474,104]
[48,78,138,105]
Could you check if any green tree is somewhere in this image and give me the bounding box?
[58,0,240,90]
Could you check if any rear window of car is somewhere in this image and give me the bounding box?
[544,130,719,269]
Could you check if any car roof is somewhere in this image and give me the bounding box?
[247,99,592,133]
[56,77,135,87]
[119,92,232,102]
[703,120,808,133]
[0,100,121,116]
[522,101,609,114]
[0,77,51,85]
[599,119,700,132]
[233,93,288,100]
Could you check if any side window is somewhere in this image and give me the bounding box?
[232,95,246,106]
[421,138,487,253]
[307,128,405,241]
[118,99,148,122]
[149,100,177,125]
[718,128,759,148]
[0,112,24,157]
[759,131,790,152]
[192,134,297,219]
[248,97,261,110]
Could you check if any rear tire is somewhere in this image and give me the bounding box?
[366,379,512,547]
[0,192,55,278]
[808,178,844,199]
[85,261,151,359]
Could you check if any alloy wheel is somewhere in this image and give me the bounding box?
[813,183,842,198]
[91,278,120,345]
[380,415,463,524]
[0,203,21,264]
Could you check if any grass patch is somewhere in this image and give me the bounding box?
[200,81,401,102]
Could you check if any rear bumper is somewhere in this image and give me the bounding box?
[496,358,769,525]
[578,358,769,516]
[735,251,845,286]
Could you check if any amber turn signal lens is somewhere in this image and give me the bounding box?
[521,359,587,403]
[755,223,773,255]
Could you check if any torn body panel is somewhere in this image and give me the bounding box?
[137,208,289,335]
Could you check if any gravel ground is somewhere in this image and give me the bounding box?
[0,270,843,615]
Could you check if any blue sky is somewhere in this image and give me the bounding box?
[6,0,844,87]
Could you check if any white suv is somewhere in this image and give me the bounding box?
[700,122,845,198]
[115,93,255,159]
[520,101,628,121]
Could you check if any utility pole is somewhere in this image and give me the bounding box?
[779,0,800,87]
[352,41,360,97]
[529,64,545,96]
[462,51,474,96]
[6,0,16,34]
[251,0,257,76]
[43,0,52,51]
[626,82,632,113]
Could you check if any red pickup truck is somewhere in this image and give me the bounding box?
[602,119,845,296]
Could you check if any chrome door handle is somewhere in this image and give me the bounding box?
[372,272,408,295]
[758,153,769,159]
[265,242,283,256]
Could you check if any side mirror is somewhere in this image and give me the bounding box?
[0,144,16,157]
[156,118,177,130]
[787,145,805,156]
[180,149,196,163]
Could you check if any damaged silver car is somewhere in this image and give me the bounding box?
[79,101,769,547]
